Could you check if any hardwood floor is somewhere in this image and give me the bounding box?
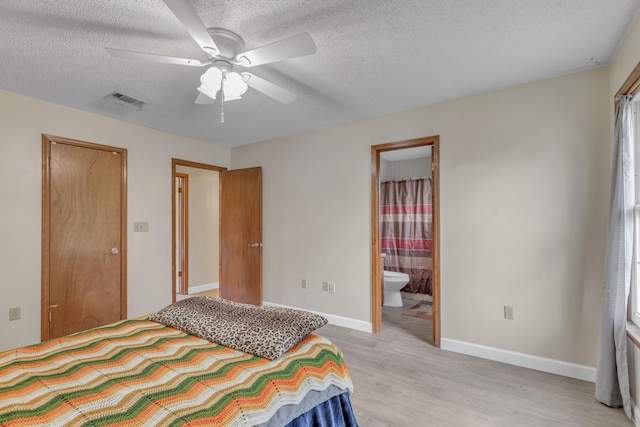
[317,299,631,427]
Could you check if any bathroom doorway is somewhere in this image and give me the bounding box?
[371,136,440,347]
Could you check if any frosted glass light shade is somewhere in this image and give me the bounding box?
[222,71,248,101]
[199,67,223,100]
[198,67,248,101]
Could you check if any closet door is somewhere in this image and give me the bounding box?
[42,135,127,340]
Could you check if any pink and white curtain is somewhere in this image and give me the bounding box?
[381,178,433,295]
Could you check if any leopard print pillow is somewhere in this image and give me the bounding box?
[148,297,328,360]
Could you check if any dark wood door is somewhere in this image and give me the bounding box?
[42,135,127,340]
[220,167,262,305]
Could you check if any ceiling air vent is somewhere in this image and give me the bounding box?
[106,91,146,111]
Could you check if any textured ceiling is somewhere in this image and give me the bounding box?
[1,1,639,147]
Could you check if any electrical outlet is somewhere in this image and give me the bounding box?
[322,282,329,292]
[301,279,307,289]
[9,307,21,321]
[328,282,335,294]
[504,305,514,320]
[133,222,149,232]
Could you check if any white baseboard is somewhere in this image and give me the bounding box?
[441,338,596,383]
[262,301,372,333]
[188,282,219,294]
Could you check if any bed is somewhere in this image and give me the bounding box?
[0,297,358,426]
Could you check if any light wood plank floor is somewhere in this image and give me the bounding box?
[317,299,631,427]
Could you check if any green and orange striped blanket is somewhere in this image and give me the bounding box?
[0,318,353,426]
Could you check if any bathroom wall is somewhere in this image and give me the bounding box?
[380,156,431,181]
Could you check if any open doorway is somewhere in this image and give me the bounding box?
[172,159,225,303]
[371,136,440,347]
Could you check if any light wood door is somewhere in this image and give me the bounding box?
[42,135,127,340]
[220,167,262,305]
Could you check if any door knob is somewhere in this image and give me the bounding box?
[249,242,263,248]
[107,248,120,255]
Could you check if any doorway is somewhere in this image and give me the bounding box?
[371,136,440,347]
[41,134,127,341]
[172,160,263,305]
[172,159,224,302]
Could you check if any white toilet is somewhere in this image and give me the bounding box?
[383,270,410,307]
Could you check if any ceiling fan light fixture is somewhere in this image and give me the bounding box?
[106,1,317,109]
[222,70,248,100]
[199,66,248,102]
[199,66,223,99]
[197,85,217,100]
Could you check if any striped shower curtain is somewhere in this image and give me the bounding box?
[381,178,433,294]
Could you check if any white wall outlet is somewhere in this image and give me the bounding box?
[322,281,329,292]
[504,305,514,320]
[9,307,21,321]
[328,282,336,294]
[133,222,149,232]
[301,279,307,289]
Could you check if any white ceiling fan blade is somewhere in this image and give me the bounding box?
[195,92,216,104]
[243,73,297,104]
[236,33,316,67]
[163,0,220,55]
[106,48,210,66]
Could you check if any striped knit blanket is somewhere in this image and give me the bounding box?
[0,318,353,426]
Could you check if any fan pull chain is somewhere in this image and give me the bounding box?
[220,73,226,123]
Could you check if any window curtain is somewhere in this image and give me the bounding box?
[380,178,433,294]
[595,95,634,420]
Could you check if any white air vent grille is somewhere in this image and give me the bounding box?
[106,92,145,110]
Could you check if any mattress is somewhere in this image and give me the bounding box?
[0,318,355,426]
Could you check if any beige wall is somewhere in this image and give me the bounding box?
[0,89,230,352]
[231,66,610,367]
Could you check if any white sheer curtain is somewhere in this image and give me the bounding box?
[595,95,634,420]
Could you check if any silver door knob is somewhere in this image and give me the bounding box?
[249,242,263,248]
[107,248,120,255]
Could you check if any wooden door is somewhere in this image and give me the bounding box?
[220,167,262,305]
[42,135,127,340]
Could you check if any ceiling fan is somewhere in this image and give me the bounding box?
[106,0,316,112]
